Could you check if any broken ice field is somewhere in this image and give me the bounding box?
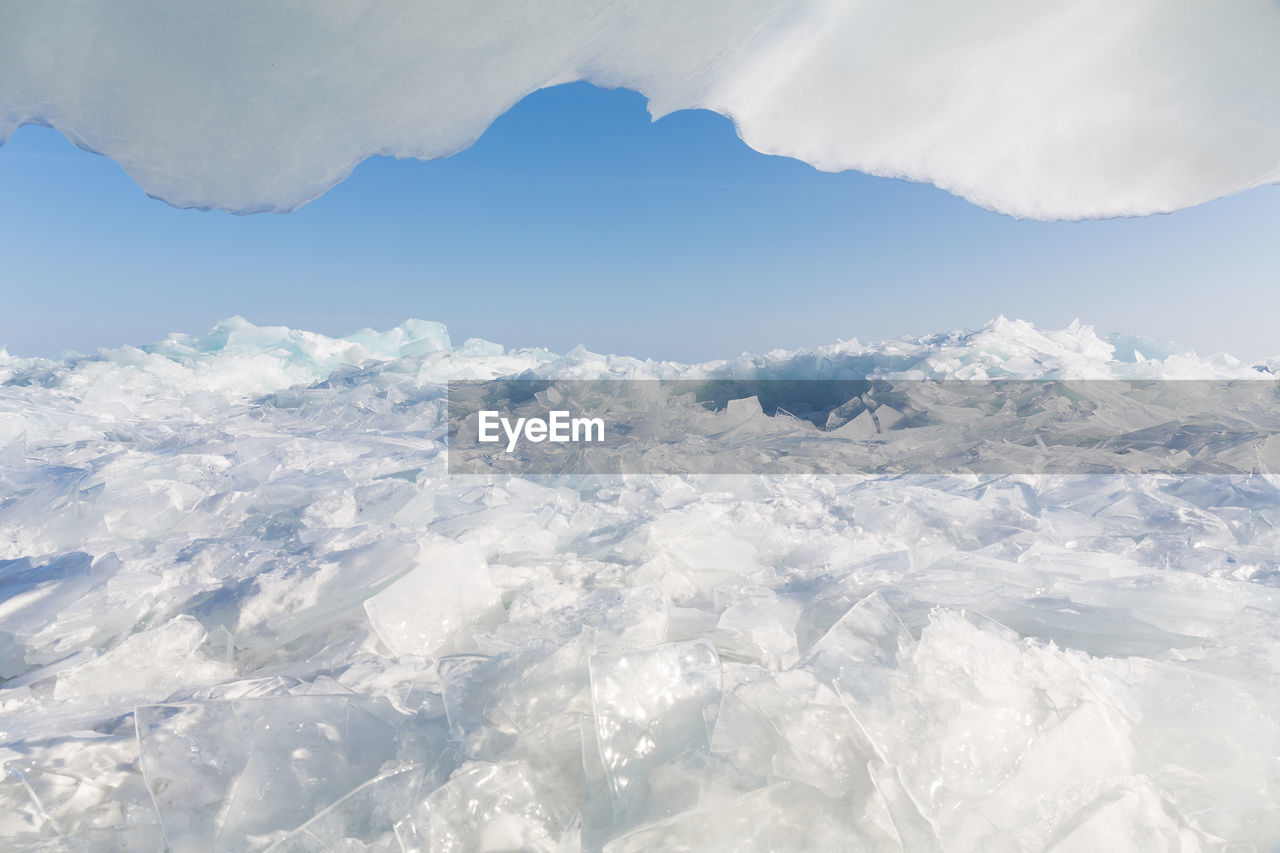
[2,317,1280,850]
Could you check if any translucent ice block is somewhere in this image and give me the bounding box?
[394,760,571,853]
[264,765,426,853]
[135,695,398,852]
[364,542,499,659]
[589,640,722,826]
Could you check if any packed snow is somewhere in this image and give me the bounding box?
[2,317,1280,851]
[4,2,1280,218]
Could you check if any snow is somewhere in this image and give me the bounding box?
[3,2,1280,218]
[2,316,1280,850]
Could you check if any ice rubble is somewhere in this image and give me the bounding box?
[1,316,1280,850]
[5,2,1280,218]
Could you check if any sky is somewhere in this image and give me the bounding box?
[2,81,1279,363]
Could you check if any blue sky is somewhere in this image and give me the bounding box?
[2,82,1279,362]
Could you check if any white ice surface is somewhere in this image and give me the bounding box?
[3,2,1280,218]
[2,316,1280,850]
